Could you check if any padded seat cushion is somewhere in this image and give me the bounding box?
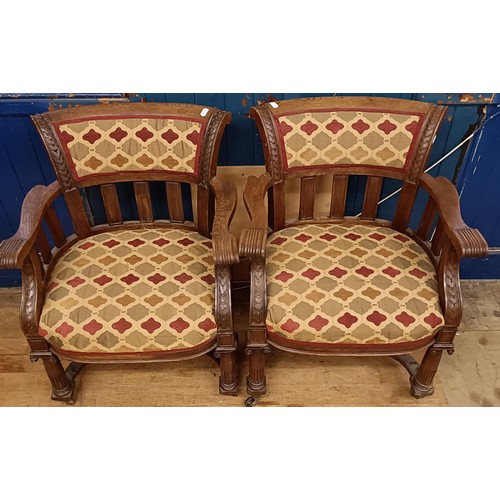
[266,224,444,349]
[39,228,217,355]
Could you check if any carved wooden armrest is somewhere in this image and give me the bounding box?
[0,181,62,269]
[210,177,239,266]
[239,173,273,261]
[419,173,488,258]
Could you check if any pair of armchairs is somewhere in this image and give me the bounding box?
[0,97,488,405]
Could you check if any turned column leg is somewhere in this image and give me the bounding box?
[412,241,461,399]
[411,347,441,398]
[218,350,238,395]
[411,336,455,399]
[246,347,269,396]
[40,354,76,404]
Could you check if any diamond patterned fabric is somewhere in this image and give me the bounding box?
[55,117,204,180]
[39,229,217,354]
[266,224,444,347]
[276,111,423,171]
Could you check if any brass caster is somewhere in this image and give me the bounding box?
[245,396,258,407]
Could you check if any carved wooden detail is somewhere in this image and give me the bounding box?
[210,177,239,266]
[20,249,42,338]
[407,104,447,183]
[31,114,75,191]
[251,105,283,184]
[214,264,234,334]
[214,264,238,395]
[0,102,235,404]
[199,109,230,188]
[243,96,488,404]
[439,242,463,328]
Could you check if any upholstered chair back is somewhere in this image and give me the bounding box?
[33,103,230,238]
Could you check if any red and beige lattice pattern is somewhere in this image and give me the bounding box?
[277,111,423,170]
[38,229,217,354]
[266,224,444,347]
[56,117,204,180]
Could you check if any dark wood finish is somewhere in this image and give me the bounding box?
[198,109,232,236]
[244,96,488,403]
[419,173,488,258]
[166,182,185,223]
[299,176,316,220]
[210,177,239,394]
[361,176,383,220]
[239,173,273,397]
[417,196,437,241]
[330,174,348,219]
[36,229,53,264]
[101,184,123,225]
[44,205,67,247]
[31,114,91,239]
[431,219,446,257]
[0,102,234,404]
[250,105,285,231]
[133,182,154,223]
[392,181,418,231]
[0,181,61,269]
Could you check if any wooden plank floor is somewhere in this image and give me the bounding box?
[0,281,499,407]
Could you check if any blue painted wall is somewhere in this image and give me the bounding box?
[457,97,500,278]
[0,93,496,285]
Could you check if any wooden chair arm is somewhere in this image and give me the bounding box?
[239,173,273,260]
[0,181,62,269]
[419,173,488,258]
[210,176,239,266]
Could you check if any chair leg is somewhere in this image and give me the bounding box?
[246,347,268,397]
[41,354,76,405]
[410,346,442,399]
[218,351,238,395]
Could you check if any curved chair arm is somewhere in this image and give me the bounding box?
[210,176,239,266]
[239,173,273,260]
[0,181,62,269]
[419,173,488,258]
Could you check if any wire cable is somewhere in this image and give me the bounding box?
[354,106,500,216]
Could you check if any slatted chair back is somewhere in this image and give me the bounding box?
[32,103,231,239]
[250,96,446,232]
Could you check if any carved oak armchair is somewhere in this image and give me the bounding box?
[240,96,488,405]
[0,102,239,404]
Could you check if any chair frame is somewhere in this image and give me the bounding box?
[0,102,239,404]
[240,96,488,403]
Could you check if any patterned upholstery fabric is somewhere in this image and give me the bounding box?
[55,117,204,180]
[39,228,217,355]
[276,111,424,171]
[266,224,444,347]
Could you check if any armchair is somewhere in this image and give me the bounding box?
[241,96,488,405]
[0,102,238,404]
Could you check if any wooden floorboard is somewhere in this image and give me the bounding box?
[0,281,499,407]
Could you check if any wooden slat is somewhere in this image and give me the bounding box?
[36,228,52,264]
[299,176,316,220]
[64,190,91,238]
[133,182,153,223]
[417,197,437,241]
[392,181,418,232]
[271,184,286,231]
[166,182,185,223]
[361,176,383,220]
[100,184,123,226]
[197,186,209,237]
[44,205,66,247]
[431,219,445,256]
[329,174,348,218]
